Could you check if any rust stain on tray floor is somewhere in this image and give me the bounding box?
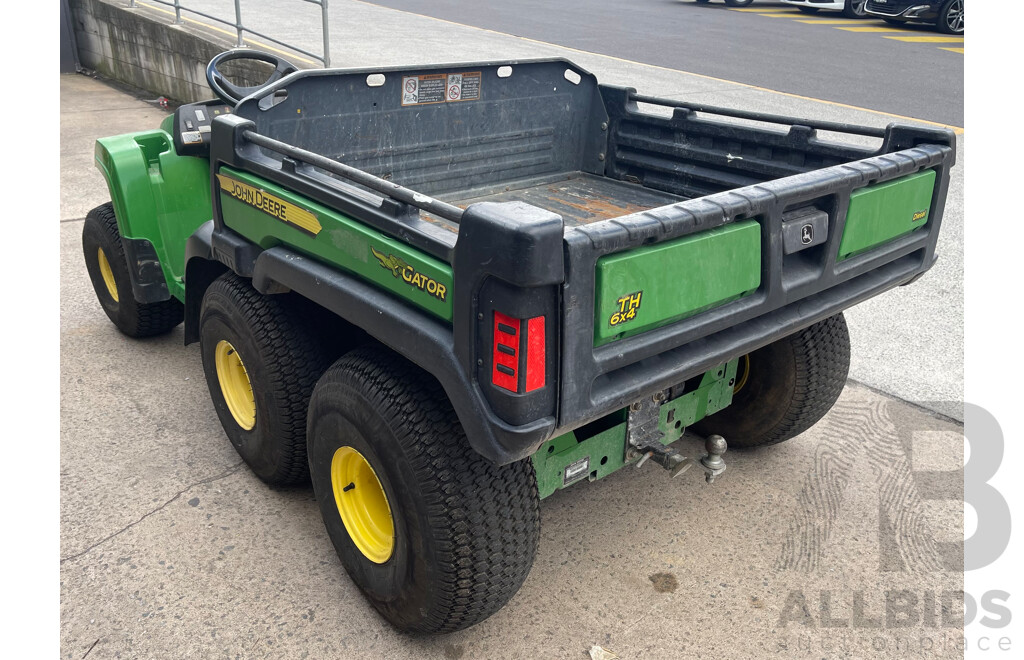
[442,171,685,227]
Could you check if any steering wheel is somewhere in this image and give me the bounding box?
[206,50,299,105]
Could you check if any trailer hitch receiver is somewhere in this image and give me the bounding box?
[625,393,728,483]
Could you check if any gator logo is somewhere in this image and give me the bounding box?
[371,247,409,276]
[372,247,448,302]
[912,209,928,222]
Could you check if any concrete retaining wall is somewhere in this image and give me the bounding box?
[68,0,279,103]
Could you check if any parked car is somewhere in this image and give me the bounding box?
[865,0,964,34]
[782,1,868,18]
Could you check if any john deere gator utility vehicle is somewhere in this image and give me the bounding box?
[83,50,955,633]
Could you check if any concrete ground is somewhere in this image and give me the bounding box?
[60,5,965,657]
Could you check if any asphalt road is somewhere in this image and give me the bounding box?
[362,0,964,127]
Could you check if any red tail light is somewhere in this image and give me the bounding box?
[492,311,546,393]
[492,312,520,392]
[525,316,545,392]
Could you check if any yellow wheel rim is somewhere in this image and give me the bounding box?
[734,354,751,394]
[331,446,395,564]
[97,248,119,303]
[214,340,256,430]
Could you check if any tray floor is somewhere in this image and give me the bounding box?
[443,172,685,227]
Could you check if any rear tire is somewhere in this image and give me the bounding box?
[723,0,754,6]
[199,273,332,486]
[692,313,850,448]
[82,202,183,338]
[307,347,540,633]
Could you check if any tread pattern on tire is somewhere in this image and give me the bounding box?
[319,347,541,633]
[205,273,331,485]
[86,203,183,337]
[759,313,851,446]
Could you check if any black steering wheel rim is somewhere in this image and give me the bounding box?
[206,49,299,105]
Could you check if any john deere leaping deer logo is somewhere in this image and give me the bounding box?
[371,246,448,302]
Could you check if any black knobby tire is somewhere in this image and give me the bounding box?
[692,313,850,448]
[308,347,541,634]
[81,202,184,338]
[199,273,332,486]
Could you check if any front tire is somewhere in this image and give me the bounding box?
[199,273,331,486]
[843,0,868,18]
[82,203,183,338]
[308,347,540,633]
[692,313,850,448]
[937,0,964,34]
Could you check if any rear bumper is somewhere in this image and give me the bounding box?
[555,130,956,435]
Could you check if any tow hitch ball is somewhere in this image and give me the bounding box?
[700,435,728,484]
[631,435,728,484]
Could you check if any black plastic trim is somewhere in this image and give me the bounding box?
[248,244,557,464]
[121,236,171,303]
[453,202,564,426]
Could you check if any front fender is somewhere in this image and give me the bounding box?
[94,128,212,303]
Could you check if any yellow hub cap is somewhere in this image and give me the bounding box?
[214,340,256,430]
[734,354,751,394]
[331,446,394,563]
[97,248,119,302]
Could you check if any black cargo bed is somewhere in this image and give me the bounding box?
[446,172,685,227]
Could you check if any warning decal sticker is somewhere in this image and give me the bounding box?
[402,71,482,106]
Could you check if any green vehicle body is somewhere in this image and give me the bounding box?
[98,125,939,337]
[92,57,954,496]
[82,52,963,637]
[96,121,744,494]
[95,127,210,302]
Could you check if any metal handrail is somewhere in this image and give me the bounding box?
[242,130,466,224]
[629,93,887,138]
[128,0,330,67]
